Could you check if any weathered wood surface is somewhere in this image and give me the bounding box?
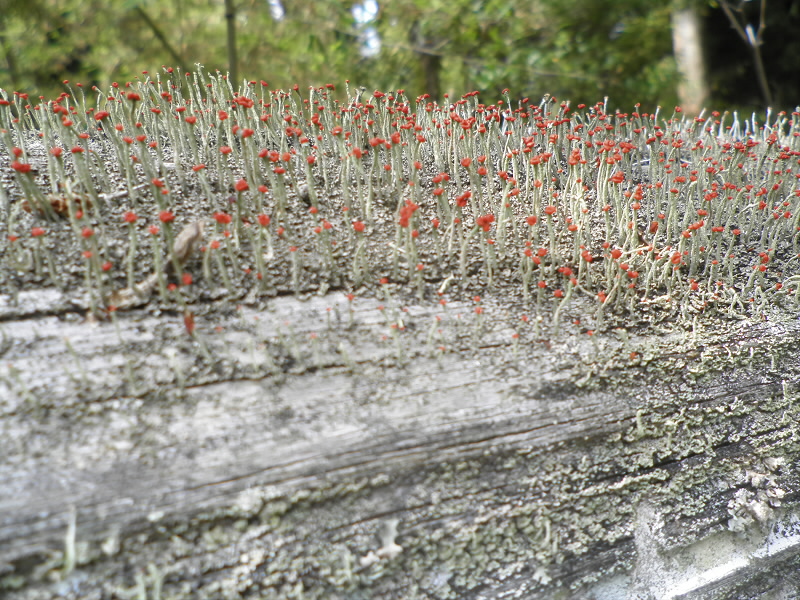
[2,285,800,599]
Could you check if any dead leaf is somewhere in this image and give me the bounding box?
[170,221,205,265]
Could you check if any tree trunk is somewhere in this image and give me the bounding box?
[225,0,238,88]
[420,52,441,101]
[410,22,441,100]
[671,4,709,114]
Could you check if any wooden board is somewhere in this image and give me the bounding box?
[3,284,800,599]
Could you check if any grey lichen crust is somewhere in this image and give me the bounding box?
[4,302,800,599]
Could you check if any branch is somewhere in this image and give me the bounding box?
[133,5,190,74]
[717,0,773,106]
[717,0,750,44]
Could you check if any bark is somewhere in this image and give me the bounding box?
[2,283,800,599]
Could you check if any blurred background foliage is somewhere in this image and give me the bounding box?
[0,0,798,112]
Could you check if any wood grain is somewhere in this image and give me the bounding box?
[2,287,800,599]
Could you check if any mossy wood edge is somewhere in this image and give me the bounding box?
[3,73,800,599]
[2,288,800,599]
